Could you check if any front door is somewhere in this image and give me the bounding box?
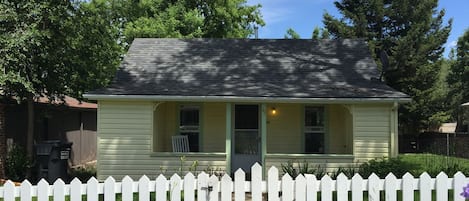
[231,105,261,173]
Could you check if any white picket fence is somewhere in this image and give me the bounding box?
[1,163,469,201]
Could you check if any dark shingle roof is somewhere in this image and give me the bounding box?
[88,38,409,99]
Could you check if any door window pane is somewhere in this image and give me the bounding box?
[180,106,199,152]
[235,105,259,129]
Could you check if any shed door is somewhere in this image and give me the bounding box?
[231,105,261,173]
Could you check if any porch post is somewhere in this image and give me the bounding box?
[261,104,267,174]
[225,103,232,174]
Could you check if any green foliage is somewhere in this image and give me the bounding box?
[0,0,122,100]
[358,157,415,179]
[5,145,31,181]
[88,0,265,46]
[311,26,330,40]
[281,160,326,178]
[448,29,469,122]
[69,165,97,182]
[323,0,452,133]
[284,28,301,39]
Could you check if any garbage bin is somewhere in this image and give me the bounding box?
[35,141,72,183]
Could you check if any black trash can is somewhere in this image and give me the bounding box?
[35,141,72,183]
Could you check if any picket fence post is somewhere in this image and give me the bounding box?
[87,177,99,201]
[53,179,66,201]
[351,174,363,201]
[220,174,232,201]
[454,172,466,201]
[121,176,133,201]
[37,179,49,201]
[402,173,414,201]
[184,172,196,201]
[251,163,262,201]
[70,178,82,201]
[385,173,398,201]
[268,166,279,201]
[436,172,449,201]
[305,174,318,201]
[419,172,432,201]
[336,173,348,201]
[20,180,32,201]
[368,173,380,201]
[156,174,167,201]
[234,169,245,201]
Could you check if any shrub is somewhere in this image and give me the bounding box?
[5,144,31,181]
[281,160,326,178]
[358,157,415,178]
[69,165,97,182]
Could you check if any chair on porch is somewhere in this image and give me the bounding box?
[172,135,190,152]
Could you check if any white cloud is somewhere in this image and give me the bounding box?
[447,40,457,49]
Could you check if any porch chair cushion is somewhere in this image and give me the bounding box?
[172,135,190,152]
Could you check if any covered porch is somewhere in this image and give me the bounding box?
[151,101,373,175]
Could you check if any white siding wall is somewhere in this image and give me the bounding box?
[97,101,226,180]
[353,105,393,162]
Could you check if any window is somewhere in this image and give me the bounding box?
[179,106,200,152]
[304,106,325,154]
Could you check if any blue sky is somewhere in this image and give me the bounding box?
[247,0,469,57]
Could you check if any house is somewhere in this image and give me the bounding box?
[84,38,410,180]
[4,96,97,166]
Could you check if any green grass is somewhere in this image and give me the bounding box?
[398,153,469,177]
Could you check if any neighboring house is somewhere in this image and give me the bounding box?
[84,38,410,180]
[4,96,97,166]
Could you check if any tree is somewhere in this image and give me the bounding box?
[312,26,331,39]
[87,0,265,46]
[0,0,122,158]
[284,28,301,39]
[323,0,452,133]
[448,29,469,125]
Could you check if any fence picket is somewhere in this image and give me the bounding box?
[453,172,466,201]
[419,173,432,201]
[184,173,196,201]
[336,173,348,201]
[282,174,294,201]
[37,179,49,201]
[402,173,415,201]
[208,175,219,201]
[268,166,279,201]
[221,174,232,201]
[70,178,82,201]
[436,172,448,201]
[320,175,333,201]
[368,173,380,201]
[53,179,66,201]
[305,174,318,201]
[295,175,306,201]
[86,177,99,201]
[385,173,397,201]
[156,174,168,201]
[20,180,32,201]
[198,172,209,201]
[121,176,133,201]
[170,174,182,201]
[139,175,150,201]
[351,174,363,201]
[1,165,469,201]
[104,177,116,201]
[251,163,262,201]
[234,169,245,201]
[3,181,15,201]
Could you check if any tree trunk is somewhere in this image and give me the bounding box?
[26,96,34,158]
[0,104,6,179]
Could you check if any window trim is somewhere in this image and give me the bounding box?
[177,103,203,152]
[302,105,328,154]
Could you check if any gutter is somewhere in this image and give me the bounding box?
[83,94,412,104]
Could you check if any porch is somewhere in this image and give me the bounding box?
[152,102,359,174]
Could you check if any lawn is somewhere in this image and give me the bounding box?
[398,153,469,177]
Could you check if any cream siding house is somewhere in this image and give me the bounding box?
[85,39,409,180]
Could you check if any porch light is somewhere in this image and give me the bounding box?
[271,107,277,115]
